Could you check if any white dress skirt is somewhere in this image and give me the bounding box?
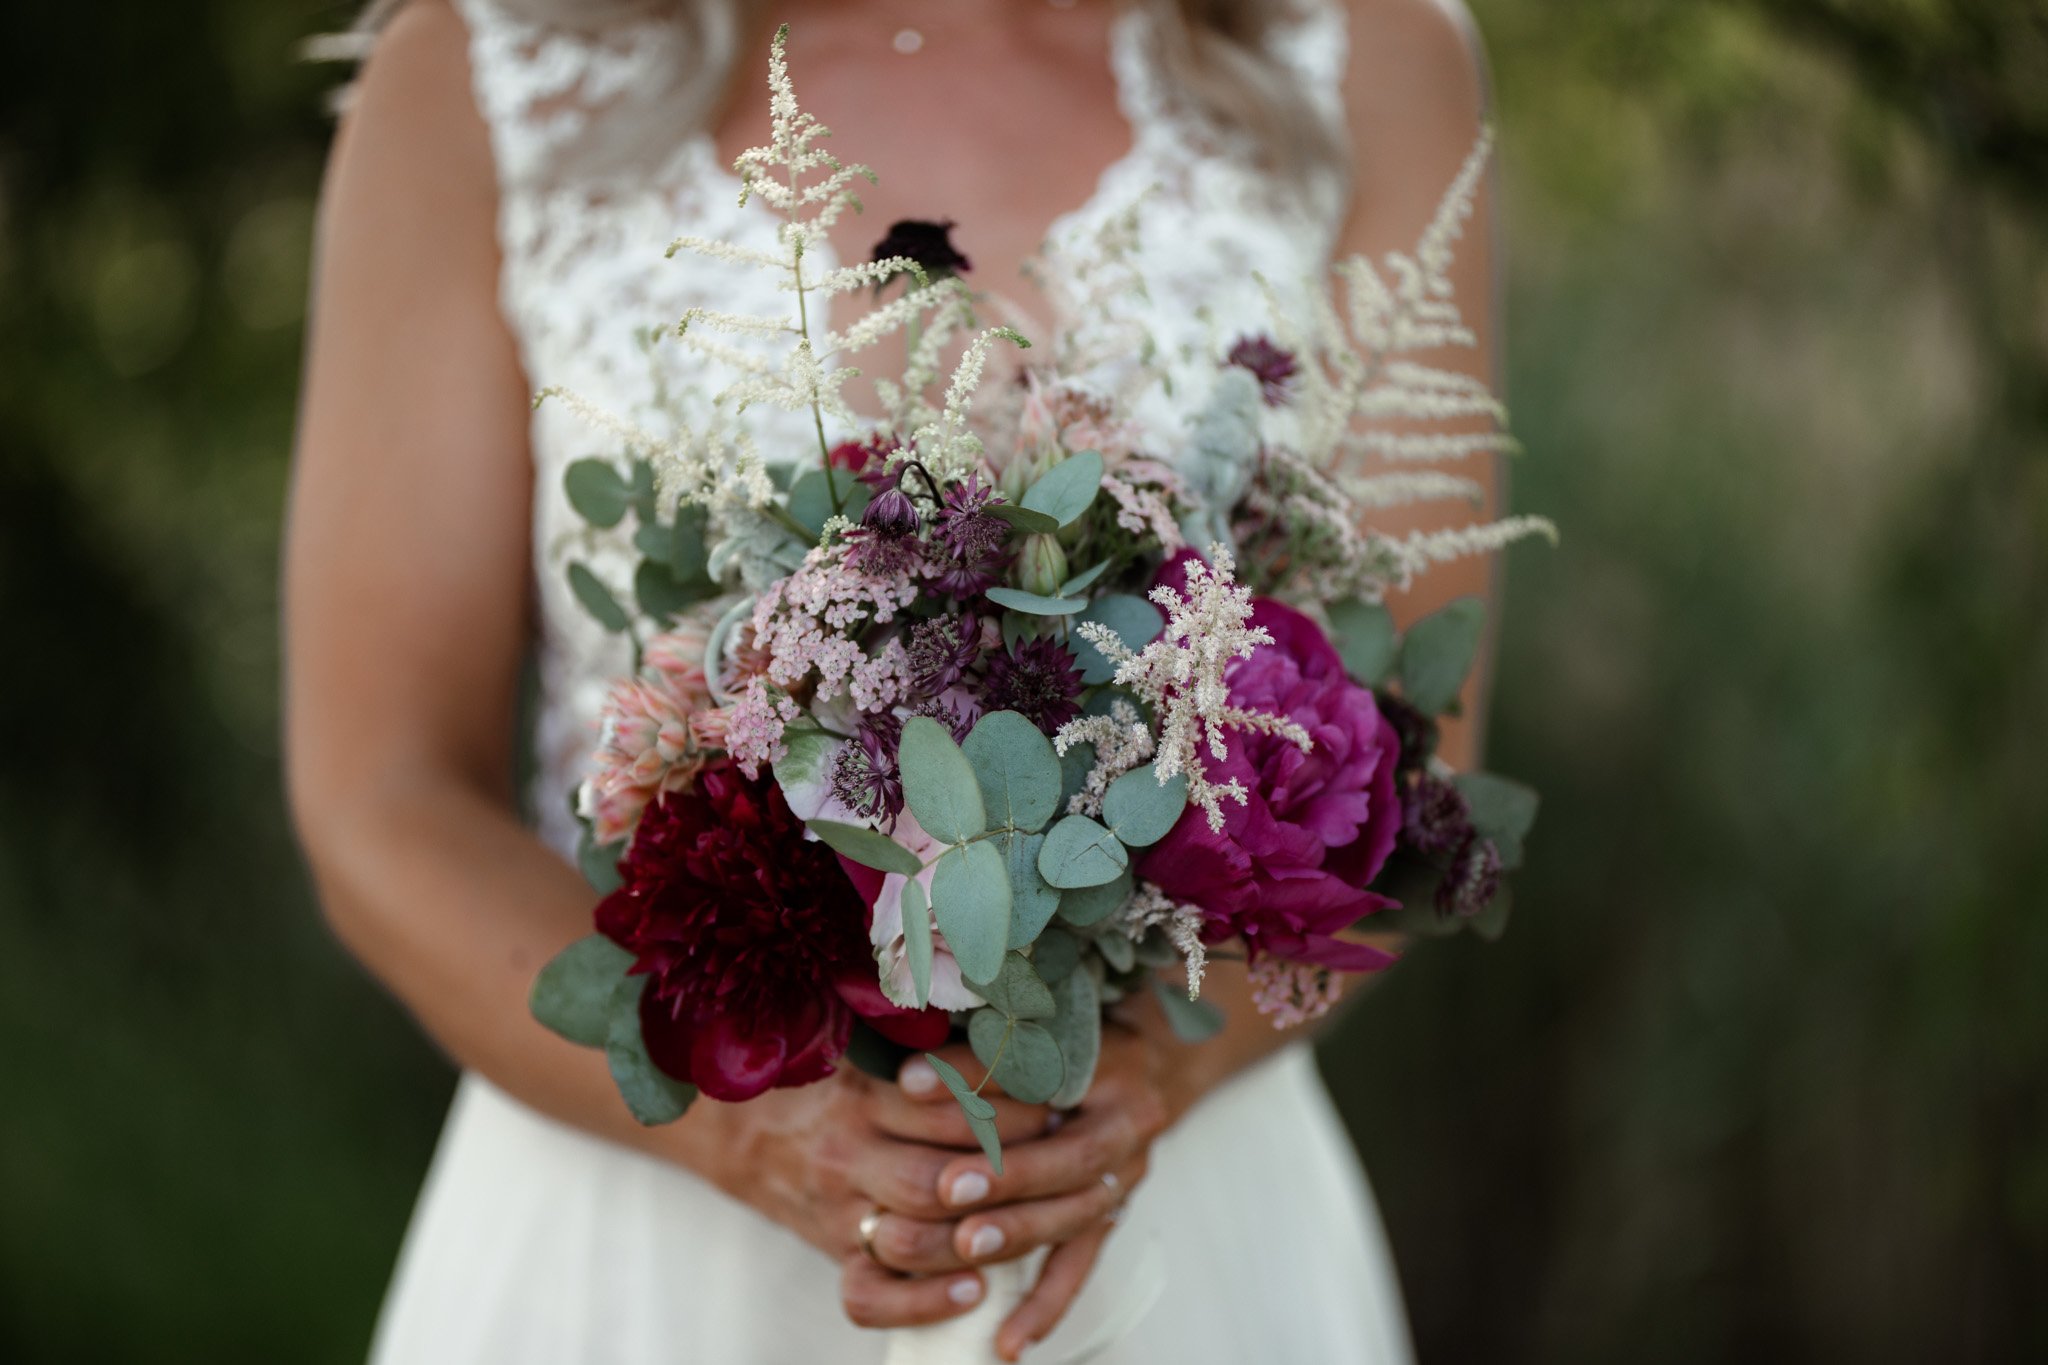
[364,0,1417,1358]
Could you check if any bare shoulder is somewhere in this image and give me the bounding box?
[326,0,494,219]
[1335,0,1491,251]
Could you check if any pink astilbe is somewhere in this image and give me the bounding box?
[1247,957,1345,1028]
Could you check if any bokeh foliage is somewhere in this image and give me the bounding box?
[1,0,2042,1360]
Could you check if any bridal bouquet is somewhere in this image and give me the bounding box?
[527,23,1549,1338]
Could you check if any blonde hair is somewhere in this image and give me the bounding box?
[332,0,1341,182]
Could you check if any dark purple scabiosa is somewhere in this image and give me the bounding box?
[871,218,972,284]
[1435,835,1502,918]
[1227,334,1300,406]
[905,614,982,697]
[1401,772,1474,859]
[980,636,1085,735]
[829,713,905,828]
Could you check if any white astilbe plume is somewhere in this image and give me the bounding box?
[1063,545,1311,832]
[1053,699,1156,818]
[1118,883,1209,1001]
[909,325,1032,482]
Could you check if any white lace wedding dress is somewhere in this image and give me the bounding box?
[368,1,1414,1360]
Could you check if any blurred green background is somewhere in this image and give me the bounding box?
[2,1,2043,1360]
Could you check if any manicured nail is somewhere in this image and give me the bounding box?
[949,1276,983,1306]
[900,1058,939,1095]
[968,1224,1005,1259]
[948,1171,991,1206]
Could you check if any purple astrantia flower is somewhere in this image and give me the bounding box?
[828,713,905,827]
[1138,598,1403,973]
[932,473,1009,561]
[871,218,972,281]
[1401,772,1473,859]
[980,635,1084,735]
[861,484,921,537]
[911,694,980,744]
[1436,835,1502,917]
[905,614,981,697]
[1226,335,1299,406]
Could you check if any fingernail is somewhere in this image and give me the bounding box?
[900,1058,939,1095]
[949,1276,983,1306]
[968,1224,1005,1259]
[948,1171,991,1206]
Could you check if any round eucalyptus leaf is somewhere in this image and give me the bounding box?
[564,458,632,528]
[787,466,871,538]
[568,562,632,633]
[900,716,988,843]
[975,952,1056,1021]
[1058,741,1096,808]
[529,934,634,1047]
[1021,450,1104,528]
[1031,928,1082,986]
[1073,594,1163,684]
[635,560,708,623]
[1101,764,1190,848]
[1037,814,1129,889]
[983,586,1086,616]
[605,976,698,1125]
[806,819,922,877]
[987,502,1060,535]
[968,1011,1066,1106]
[931,841,1012,985]
[1149,976,1225,1043]
[1057,866,1133,927]
[1328,596,1398,686]
[996,830,1061,947]
[1046,967,1101,1108]
[1398,596,1486,715]
[901,877,934,1008]
[1453,771,1539,869]
[963,710,1062,833]
[576,825,625,895]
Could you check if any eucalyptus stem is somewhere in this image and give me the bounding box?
[973,1018,1017,1098]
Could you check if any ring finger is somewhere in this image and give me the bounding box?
[951,1158,1140,1266]
[861,1209,971,1275]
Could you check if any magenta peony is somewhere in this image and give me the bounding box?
[1138,598,1403,972]
[595,759,947,1101]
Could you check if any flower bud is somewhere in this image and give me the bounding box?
[860,485,921,538]
[1015,533,1069,597]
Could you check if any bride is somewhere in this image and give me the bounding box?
[284,0,1497,1359]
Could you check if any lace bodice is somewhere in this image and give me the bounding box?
[447,0,1353,855]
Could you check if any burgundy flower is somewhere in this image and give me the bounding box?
[595,759,946,1100]
[1401,772,1473,859]
[1436,835,1502,918]
[981,635,1084,735]
[829,436,896,474]
[871,218,972,281]
[1226,334,1299,406]
[905,614,982,697]
[1138,599,1403,972]
[861,485,922,537]
[829,715,905,828]
[932,474,1009,561]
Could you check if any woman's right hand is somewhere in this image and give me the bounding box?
[689,1052,1051,1330]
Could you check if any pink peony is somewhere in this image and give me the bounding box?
[1138,598,1403,972]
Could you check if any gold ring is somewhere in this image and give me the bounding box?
[857,1207,888,1268]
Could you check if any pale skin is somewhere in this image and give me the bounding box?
[284,0,1497,1358]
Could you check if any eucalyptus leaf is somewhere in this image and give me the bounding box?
[529,934,634,1047]
[1058,741,1096,808]
[1328,597,1398,686]
[1038,814,1129,889]
[1058,560,1111,596]
[1031,928,1082,986]
[568,563,632,633]
[983,586,1086,616]
[923,1052,1003,1171]
[564,458,632,528]
[666,503,713,584]
[1101,765,1189,848]
[629,458,660,524]
[931,841,1012,984]
[1398,597,1486,715]
[787,466,871,537]
[975,952,1057,1020]
[633,520,672,563]
[966,1108,1005,1174]
[605,976,698,1124]
[1073,594,1164,684]
[1471,882,1514,942]
[576,825,625,895]
[1046,966,1101,1108]
[998,830,1062,947]
[899,716,988,843]
[969,1011,1066,1105]
[1097,931,1136,973]
[987,502,1060,535]
[806,819,922,877]
[1057,865,1133,927]
[1149,976,1225,1043]
[901,877,934,1008]
[1454,772,1540,869]
[963,710,1062,833]
[842,1020,909,1082]
[635,559,711,622]
[1020,450,1104,528]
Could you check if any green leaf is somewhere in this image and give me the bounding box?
[568,562,631,633]
[1328,597,1398,686]
[975,952,1057,1020]
[1038,814,1129,889]
[605,976,698,1124]
[807,819,922,876]
[1058,741,1095,809]
[787,466,871,538]
[576,825,625,895]
[1021,450,1104,528]
[1031,928,1082,986]
[635,559,712,622]
[1058,561,1111,596]
[1101,765,1189,848]
[629,458,659,524]
[983,586,1086,616]
[1057,866,1133,927]
[987,502,1060,535]
[1149,976,1225,1043]
[931,841,1012,984]
[901,877,934,1008]
[666,503,713,584]
[1073,594,1164,685]
[564,458,632,528]
[1046,966,1101,1108]
[969,1011,1066,1105]
[842,1020,908,1082]
[1471,882,1513,942]
[900,715,988,843]
[1398,597,1486,715]
[1454,772,1540,870]
[530,934,634,1047]
[997,830,1062,947]
[1097,931,1136,973]
[924,1052,1003,1174]
[964,710,1063,833]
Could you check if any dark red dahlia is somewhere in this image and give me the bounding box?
[1227,334,1299,406]
[594,759,944,1100]
[981,636,1084,735]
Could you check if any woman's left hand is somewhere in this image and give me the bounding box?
[871,1023,1183,1361]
